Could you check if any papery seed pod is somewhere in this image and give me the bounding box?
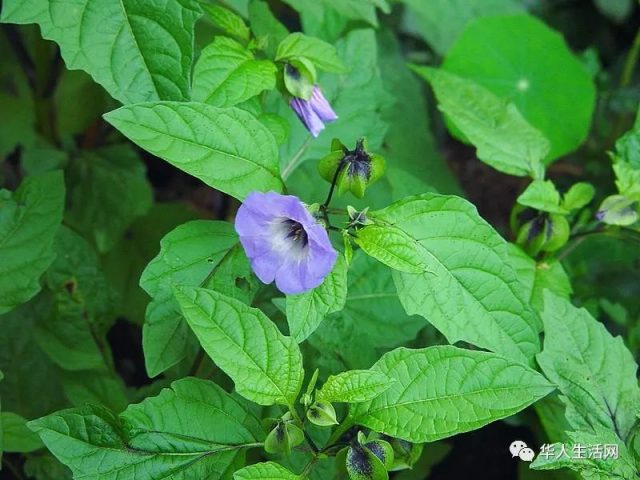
[346,444,389,480]
[264,420,304,454]
[307,401,338,427]
[388,438,423,471]
[363,440,395,470]
[597,194,639,226]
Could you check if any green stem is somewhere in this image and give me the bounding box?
[325,418,354,448]
[621,26,640,88]
[282,138,312,180]
[300,456,318,479]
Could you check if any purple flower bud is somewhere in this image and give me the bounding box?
[235,191,337,294]
[289,86,338,137]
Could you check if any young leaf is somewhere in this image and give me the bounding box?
[354,224,430,274]
[193,37,276,108]
[29,378,264,480]
[1,412,43,453]
[516,180,566,214]
[0,171,65,315]
[286,255,348,342]
[248,0,289,58]
[140,221,247,377]
[372,194,541,366]
[562,182,595,211]
[349,346,554,442]
[537,291,640,441]
[234,462,300,479]
[202,4,251,42]
[104,102,283,200]
[317,370,392,403]
[1,0,201,104]
[175,287,304,406]
[276,32,347,72]
[413,67,549,178]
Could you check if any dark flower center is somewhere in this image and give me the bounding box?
[285,63,301,80]
[344,139,372,180]
[283,219,309,246]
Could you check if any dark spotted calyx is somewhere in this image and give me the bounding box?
[346,444,388,480]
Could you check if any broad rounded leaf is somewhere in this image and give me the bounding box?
[175,287,304,406]
[193,37,276,107]
[0,171,65,314]
[276,32,347,72]
[28,378,264,480]
[1,0,201,104]
[234,462,299,479]
[104,102,283,200]
[350,346,554,442]
[442,15,596,161]
[355,224,430,274]
[372,194,542,366]
[318,370,392,403]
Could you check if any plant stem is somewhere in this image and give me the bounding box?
[282,138,312,180]
[303,430,320,454]
[300,456,318,479]
[325,418,354,448]
[621,26,640,88]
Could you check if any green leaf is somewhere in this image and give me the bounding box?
[276,33,347,72]
[29,378,264,480]
[442,15,596,161]
[65,145,153,253]
[1,0,201,104]
[1,412,43,453]
[413,67,549,178]
[597,195,639,226]
[317,370,392,403]
[562,182,595,211]
[372,194,541,366]
[23,452,73,480]
[0,171,65,314]
[537,292,640,441]
[193,37,276,108]
[175,287,304,406]
[517,180,566,214]
[355,224,430,274]
[202,4,251,42]
[531,427,638,479]
[140,220,249,377]
[349,346,554,442]
[308,253,424,371]
[286,255,348,342]
[234,462,299,479]
[248,0,289,58]
[104,102,283,199]
[398,0,523,55]
[594,0,634,23]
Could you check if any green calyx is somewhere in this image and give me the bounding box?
[283,60,316,100]
[306,401,338,427]
[512,205,570,256]
[264,418,304,454]
[318,138,386,199]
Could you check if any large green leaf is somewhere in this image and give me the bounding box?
[372,194,541,366]
[0,171,65,314]
[442,15,596,161]
[355,224,430,274]
[286,255,348,342]
[104,102,283,199]
[176,287,304,407]
[1,412,43,453]
[65,145,152,253]
[398,0,523,55]
[350,346,553,442]
[317,370,392,404]
[275,33,347,72]
[29,378,264,480]
[537,292,640,442]
[1,0,201,104]
[413,67,548,178]
[192,37,276,107]
[234,462,300,479]
[140,220,252,377]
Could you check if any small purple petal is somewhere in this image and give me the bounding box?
[290,97,325,137]
[234,191,338,295]
[310,86,338,123]
[595,210,605,221]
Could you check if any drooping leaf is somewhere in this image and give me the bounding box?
[193,37,276,107]
[276,33,347,72]
[29,378,264,480]
[234,462,300,479]
[1,0,202,104]
[104,102,283,199]
[202,4,251,42]
[65,145,153,253]
[349,346,554,442]
[286,255,348,342]
[442,15,596,161]
[1,412,43,453]
[176,287,304,406]
[0,171,65,314]
[413,67,549,178]
[372,194,541,366]
[517,180,564,213]
[537,291,640,441]
[317,370,392,403]
[140,220,252,377]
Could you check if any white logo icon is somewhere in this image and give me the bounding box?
[509,440,535,462]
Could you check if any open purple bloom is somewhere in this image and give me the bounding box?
[290,86,338,137]
[235,191,337,295]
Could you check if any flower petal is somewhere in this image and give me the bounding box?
[311,86,338,123]
[290,97,325,137]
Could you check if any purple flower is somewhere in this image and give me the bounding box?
[235,191,337,295]
[290,86,338,137]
